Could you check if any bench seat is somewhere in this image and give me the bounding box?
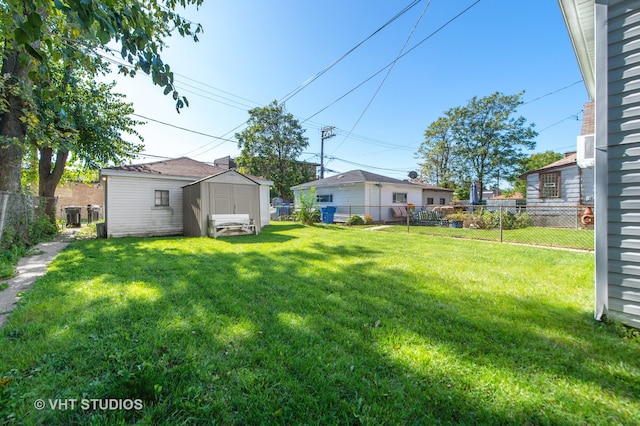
[208,214,257,238]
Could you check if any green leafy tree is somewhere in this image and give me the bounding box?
[507,151,563,198]
[235,101,310,200]
[416,117,456,188]
[0,0,202,193]
[29,77,144,220]
[450,92,537,199]
[416,92,537,200]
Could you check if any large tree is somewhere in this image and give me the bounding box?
[416,116,456,188]
[29,75,144,220]
[416,92,537,199]
[235,101,311,200]
[0,0,202,193]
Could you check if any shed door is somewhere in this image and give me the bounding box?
[234,185,255,214]
[208,183,256,215]
[210,184,233,214]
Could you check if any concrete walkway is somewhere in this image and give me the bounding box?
[0,228,78,328]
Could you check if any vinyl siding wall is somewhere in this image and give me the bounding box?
[525,166,592,206]
[315,184,366,218]
[105,175,189,237]
[297,183,422,222]
[606,0,640,327]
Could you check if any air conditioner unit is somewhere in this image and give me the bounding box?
[577,134,595,168]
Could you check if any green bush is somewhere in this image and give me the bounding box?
[28,216,59,242]
[295,187,320,225]
[346,215,364,226]
[476,209,532,230]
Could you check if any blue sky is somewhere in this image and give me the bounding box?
[105,1,588,181]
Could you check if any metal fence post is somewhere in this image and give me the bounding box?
[499,206,503,243]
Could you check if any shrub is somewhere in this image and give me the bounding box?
[364,215,374,224]
[515,212,533,228]
[295,187,320,225]
[28,216,59,243]
[476,209,532,230]
[346,215,364,226]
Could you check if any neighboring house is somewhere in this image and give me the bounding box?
[408,180,455,206]
[101,157,272,238]
[560,0,640,327]
[291,169,450,222]
[54,181,104,220]
[519,152,594,206]
[521,101,595,208]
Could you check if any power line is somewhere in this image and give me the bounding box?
[279,0,423,104]
[174,72,261,107]
[98,44,414,156]
[301,0,482,124]
[523,80,584,105]
[132,113,238,144]
[331,0,433,156]
[538,110,583,133]
[328,155,415,173]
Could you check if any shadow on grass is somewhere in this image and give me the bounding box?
[214,222,305,244]
[0,227,634,424]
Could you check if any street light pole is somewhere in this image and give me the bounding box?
[320,126,335,179]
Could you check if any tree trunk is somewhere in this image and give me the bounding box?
[0,45,31,193]
[38,147,68,222]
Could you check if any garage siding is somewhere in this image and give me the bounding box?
[105,175,189,238]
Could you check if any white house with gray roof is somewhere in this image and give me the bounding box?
[291,170,452,223]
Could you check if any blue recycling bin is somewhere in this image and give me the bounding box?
[321,206,337,224]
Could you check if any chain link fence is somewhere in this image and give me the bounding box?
[0,192,56,249]
[278,202,595,251]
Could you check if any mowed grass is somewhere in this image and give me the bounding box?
[383,225,594,251]
[0,222,637,425]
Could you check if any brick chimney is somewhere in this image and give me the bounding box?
[581,101,594,135]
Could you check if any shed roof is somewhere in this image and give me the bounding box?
[185,169,262,187]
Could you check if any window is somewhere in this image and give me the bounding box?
[439,198,446,205]
[540,172,560,198]
[155,190,170,206]
[393,192,407,203]
[426,197,434,205]
[317,194,333,203]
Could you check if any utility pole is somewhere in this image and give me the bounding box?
[320,126,335,179]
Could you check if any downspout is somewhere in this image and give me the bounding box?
[376,183,382,222]
[594,1,608,321]
[101,174,108,237]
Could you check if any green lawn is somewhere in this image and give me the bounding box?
[383,224,594,250]
[0,222,637,425]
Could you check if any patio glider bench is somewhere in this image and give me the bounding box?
[391,206,409,221]
[208,214,257,238]
[417,210,448,227]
